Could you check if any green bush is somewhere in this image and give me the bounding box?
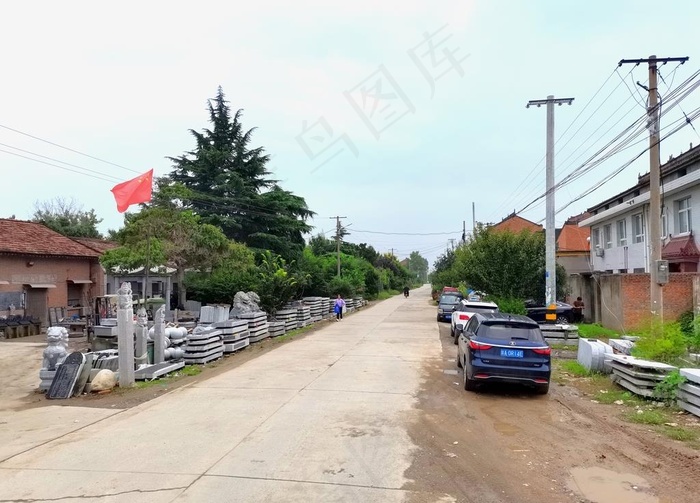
[491,297,526,315]
[653,370,687,405]
[632,318,687,362]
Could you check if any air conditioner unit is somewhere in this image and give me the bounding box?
[595,247,604,257]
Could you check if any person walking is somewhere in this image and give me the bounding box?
[334,294,346,321]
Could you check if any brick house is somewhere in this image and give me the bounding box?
[0,219,106,327]
[576,144,700,330]
[490,213,543,234]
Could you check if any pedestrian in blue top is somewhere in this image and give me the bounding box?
[334,294,346,321]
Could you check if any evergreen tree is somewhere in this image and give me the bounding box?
[166,87,314,259]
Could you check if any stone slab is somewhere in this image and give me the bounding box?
[678,389,700,409]
[610,361,670,381]
[212,319,249,329]
[610,373,655,397]
[135,361,186,380]
[249,332,270,343]
[680,368,700,384]
[678,398,700,418]
[223,339,250,353]
[184,351,223,364]
[609,339,634,355]
[609,354,677,371]
[611,368,660,388]
[185,341,223,353]
[184,345,223,359]
[73,353,94,396]
[680,381,700,398]
[47,352,85,399]
[577,338,610,373]
[223,331,250,343]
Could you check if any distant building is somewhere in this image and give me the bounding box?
[490,213,543,234]
[0,219,105,326]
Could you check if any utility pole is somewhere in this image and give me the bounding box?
[462,221,466,243]
[619,56,688,317]
[527,95,574,308]
[329,216,347,277]
[472,202,476,233]
[448,238,456,251]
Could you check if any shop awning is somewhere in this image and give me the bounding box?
[68,279,93,284]
[26,283,56,289]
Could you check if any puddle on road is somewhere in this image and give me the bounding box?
[569,467,658,503]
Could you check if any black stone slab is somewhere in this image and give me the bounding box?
[47,352,85,399]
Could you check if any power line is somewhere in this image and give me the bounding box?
[350,229,461,236]
[0,123,140,174]
[0,148,118,184]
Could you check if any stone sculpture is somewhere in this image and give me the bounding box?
[117,281,135,387]
[117,282,133,309]
[230,291,261,317]
[135,307,149,366]
[42,326,69,371]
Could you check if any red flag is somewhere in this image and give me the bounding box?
[110,169,154,213]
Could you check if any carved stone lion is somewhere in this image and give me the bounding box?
[230,291,261,317]
[42,326,69,371]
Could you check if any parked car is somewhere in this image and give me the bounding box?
[457,312,551,394]
[524,300,574,325]
[450,300,499,343]
[436,292,463,322]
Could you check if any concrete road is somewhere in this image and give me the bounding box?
[0,287,445,502]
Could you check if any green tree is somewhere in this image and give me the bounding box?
[101,207,230,305]
[407,251,429,283]
[452,227,566,302]
[32,197,102,238]
[165,87,314,260]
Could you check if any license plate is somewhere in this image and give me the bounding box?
[500,349,524,358]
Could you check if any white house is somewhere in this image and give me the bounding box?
[579,144,700,273]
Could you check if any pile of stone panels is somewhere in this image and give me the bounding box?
[678,369,700,417]
[345,298,355,312]
[275,309,298,332]
[609,339,635,355]
[268,321,286,338]
[296,305,311,328]
[321,298,331,319]
[540,325,579,347]
[303,297,324,322]
[239,311,270,343]
[184,326,224,364]
[213,319,250,353]
[609,355,677,397]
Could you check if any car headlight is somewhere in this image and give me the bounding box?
[437,308,443,313]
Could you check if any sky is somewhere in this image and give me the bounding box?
[2,0,700,268]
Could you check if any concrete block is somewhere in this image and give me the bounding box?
[577,338,610,373]
[678,398,700,418]
[609,339,634,355]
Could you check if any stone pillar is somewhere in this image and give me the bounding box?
[117,282,135,387]
[153,305,165,364]
[135,307,148,367]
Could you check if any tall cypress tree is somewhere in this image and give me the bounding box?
[166,87,314,259]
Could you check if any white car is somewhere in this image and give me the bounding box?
[450,300,499,344]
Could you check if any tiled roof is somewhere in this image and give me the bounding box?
[0,219,100,258]
[491,214,543,234]
[72,237,119,254]
[557,223,590,252]
[662,235,700,260]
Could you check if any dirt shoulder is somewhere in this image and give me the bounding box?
[403,324,700,503]
[10,310,358,412]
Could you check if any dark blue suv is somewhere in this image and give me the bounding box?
[457,312,551,394]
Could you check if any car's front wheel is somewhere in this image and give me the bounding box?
[556,315,569,325]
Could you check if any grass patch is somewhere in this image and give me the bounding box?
[378,290,401,300]
[577,323,619,340]
[549,343,578,351]
[593,389,643,405]
[661,425,699,442]
[180,365,202,377]
[625,409,667,425]
[560,360,592,377]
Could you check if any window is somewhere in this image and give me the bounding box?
[617,219,627,246]
[677,197,691,234]
[661,206,667,237]
[603,224,612,249]
[632,213,645,243]
[591,227,601,249]
[476,322,544,342]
